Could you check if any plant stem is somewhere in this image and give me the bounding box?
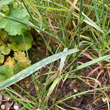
[76,0,83,69]
[21,0,35,24]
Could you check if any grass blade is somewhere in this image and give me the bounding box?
[60,86,110,102]
[75,55,110,72]
[0,48,78,90]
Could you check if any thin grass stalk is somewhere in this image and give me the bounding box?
[20,0,35,24]
[94,0,100,26]
[5,88,34,109]
[102,0,105,32]
[64,0,78,28]
[57,86,110,105]
[14,83,39,105]
[76,0,83,69]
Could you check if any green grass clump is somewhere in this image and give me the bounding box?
[0,0,110,109]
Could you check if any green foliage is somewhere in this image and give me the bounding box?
[105,0,110,4]
[4,52,30,75]
[0,5,30,35]
[0,0,110,109]
[0,1,32,83]
[8,32,33,51]
[14,51,30,65]
[0,30,9,39]
[0,65,14,83]
[3,51,31,81]
[0,30,32,67]
[0,30,9,46]
[0,0,13,8]
[13,51,31,73]
[0,53,4,63]
[0,44,11,55]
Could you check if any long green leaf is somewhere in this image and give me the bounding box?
[65,55,110,76]
[72,55,110,72]
[0,49,78,90]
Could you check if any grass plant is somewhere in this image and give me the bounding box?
[0,0,110,109]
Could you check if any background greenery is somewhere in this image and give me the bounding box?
[0,0,110,109]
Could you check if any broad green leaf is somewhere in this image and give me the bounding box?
[0,48,78,90]
[0,5,30,35]
[0,44,11,55]
[0,53,4,63]
[0,0,13,8]
[8,32,33,51]
[0,65,14,83]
